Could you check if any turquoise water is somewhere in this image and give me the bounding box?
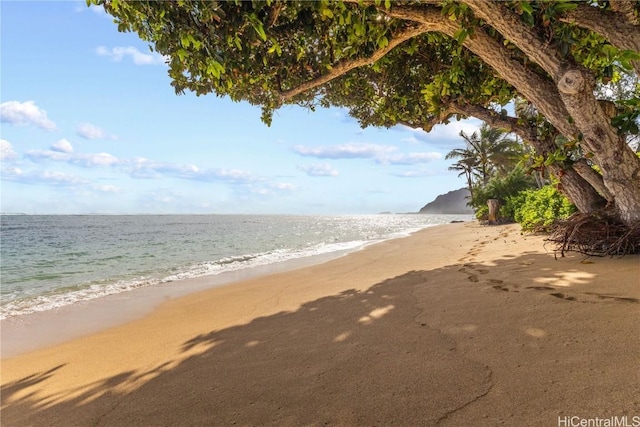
[0,214,471,318]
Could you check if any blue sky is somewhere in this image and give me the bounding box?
[1,2,481,214]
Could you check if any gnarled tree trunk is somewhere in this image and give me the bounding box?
[461,1,640,226]
[556,67,640,225]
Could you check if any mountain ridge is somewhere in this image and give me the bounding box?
[418,188,473,214]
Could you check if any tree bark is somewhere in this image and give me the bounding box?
[572,159,614,202]
[549,165,607,213]
[556,67,640,224]
[487,199,500,224]
[609,0,639,25]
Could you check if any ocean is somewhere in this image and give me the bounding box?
[0,214,471,319]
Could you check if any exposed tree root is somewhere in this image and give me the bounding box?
[546,211,640,257]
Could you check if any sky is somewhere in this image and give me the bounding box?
[0,1,481,215]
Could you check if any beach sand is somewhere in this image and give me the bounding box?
[1,222,638,426]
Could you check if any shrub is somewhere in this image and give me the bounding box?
[471,166,536,221]
[509,185,576,231]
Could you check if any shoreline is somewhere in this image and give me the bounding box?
[0,229,392,359]
[2,222,638,426]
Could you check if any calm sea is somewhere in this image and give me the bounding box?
[0,214,470,319]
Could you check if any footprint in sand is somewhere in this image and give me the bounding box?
[468,275,479,282]
[526,286,555,291]
[550,292,577,301]
[586,293,640,304]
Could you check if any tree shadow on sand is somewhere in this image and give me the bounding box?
[2,252,638,426]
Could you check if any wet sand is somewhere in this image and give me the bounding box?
[1,222,638,426]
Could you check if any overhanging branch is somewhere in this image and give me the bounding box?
[559,4,640,74]
[464,0,564,77]
[278,23,431,102]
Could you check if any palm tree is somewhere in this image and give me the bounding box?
[451,123,522,186]
[446,155,478,202]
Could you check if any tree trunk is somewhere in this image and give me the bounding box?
[571,159,614,202]
[466,173,474,203]
[461,1,640,226]
[549,165,607,213]
[556,67,640,225]
[487,199,500,224]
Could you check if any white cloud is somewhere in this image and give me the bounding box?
[25,149,119,167]
[247,182,297,197]
[21,146,265,189]
[401,136,421,145]
[293,143,440,166]
[1,139,18,161]
[71,152,120,167]
[25,149,69,162]
[75,2,107,16]
[293,142,397,160]
[2,167,89,186]
[298,163,339,177]
[270,182,296,191]
[378,152,442,165]
[96,46,167,65]
[431,120,482,141]
[76,123,105,139]
[51,139,74,153]
[127,157,258,184]
[396,118,482,147]
[208,168,256,183]
[390,170,440,178]
[0,100,56,130]
[91,184,123,193]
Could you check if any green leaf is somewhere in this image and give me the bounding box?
[181,34,191,48]
[206,60,225,79]
[248,14,267,41]
[552,2,578,13]
[520,2,533,15]
[454,28,468,44]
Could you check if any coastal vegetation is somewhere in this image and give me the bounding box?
[444,122,574,228]
[445,122,638,254]
[90,0,639,253]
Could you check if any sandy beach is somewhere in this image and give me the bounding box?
[1,222,638,426]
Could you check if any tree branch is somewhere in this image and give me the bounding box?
[609,0,639,26]
[559,4,640,74]
[278,23,431,101]
[397,107,455,133]
[383,5,580,141]
[448,102,541,148]
[464,0,564,77]
[572,159,614,202]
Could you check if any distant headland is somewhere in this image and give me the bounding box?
[418,188,473,215]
